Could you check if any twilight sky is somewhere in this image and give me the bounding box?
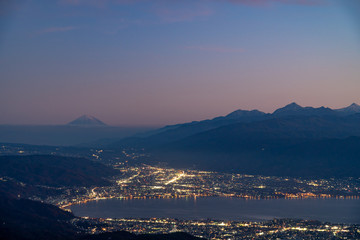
[0,0,359,126]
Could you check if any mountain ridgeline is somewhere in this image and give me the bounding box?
[68,115,107,126]
[111,103,360,178]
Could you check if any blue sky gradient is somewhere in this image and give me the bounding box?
[0,0,359,125]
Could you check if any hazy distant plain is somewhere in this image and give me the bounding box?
[0,125,154,146]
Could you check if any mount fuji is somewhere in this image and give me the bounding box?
[67,115,107,126]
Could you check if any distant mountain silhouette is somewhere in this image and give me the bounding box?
[67,115,107,126]
[109,102,360,178]
[112,102,359,149]
[272,102,334,117]
[143,114,267,145]
[149,114,360,177]
[273,102,303,113]
[335,103,360,115]
[223,109,267,119]
[111,109,270,148]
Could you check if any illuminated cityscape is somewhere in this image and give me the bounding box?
[46,164,358,209]
[74,217,360,239]
[1,143,359,208]
[1,144,360,239]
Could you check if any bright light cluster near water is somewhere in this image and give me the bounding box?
[50,165,360,209]
[72,217,360,240]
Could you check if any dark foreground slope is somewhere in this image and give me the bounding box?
[0,194,77,240]
[0,154,201,240]
[0,155,118,187]
[0,195,202,240]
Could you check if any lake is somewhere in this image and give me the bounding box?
[69,197,360,224]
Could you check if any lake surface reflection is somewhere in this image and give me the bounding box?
[69,197,360,224]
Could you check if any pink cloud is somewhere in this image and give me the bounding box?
[59,0,140,7]
[156,7,213,23]
[41,26,77,33]
[0,0,25,16]
[184,45,245,53]
[59,0,110,8]
[32,26,78,37]
[60,0,326,7]
[224,0,325,6]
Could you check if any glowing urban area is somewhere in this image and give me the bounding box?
[1,143,360,239]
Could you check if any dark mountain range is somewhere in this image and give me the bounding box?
[68,115,107,126]
[111,103,359,149]
[152,135,360,178]
[0,155,118,187]
[113,104,360,150]
[222,109,268,119]
[111,109,270,148]
[147,115,360,177]
[335,103,360,115]
[272,102,360,117]
[165,115,360,144]
[272,102,335,117]
[109,103,360,178]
